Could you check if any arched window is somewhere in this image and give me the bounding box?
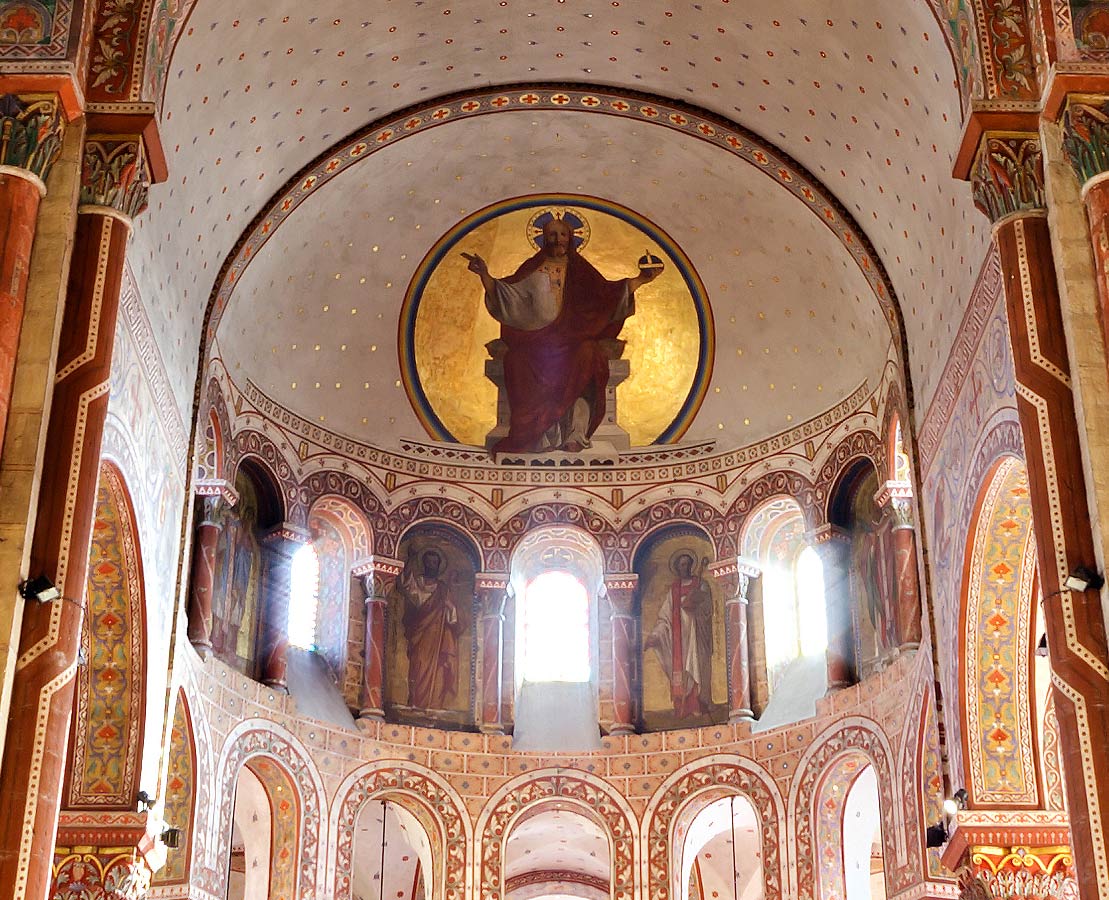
[742,498,826,696]
[518,570,590,684]
[508,526,605,751]
[288,543,320,650]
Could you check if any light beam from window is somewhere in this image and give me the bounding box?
[288,543,320,650]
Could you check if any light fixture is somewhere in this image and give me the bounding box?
[1035,634,1048,658]
[18,575,59,603]
[1064,566,1105,593]
[135,790,153,813]
[161,826,182,849]
[942,788,969,817]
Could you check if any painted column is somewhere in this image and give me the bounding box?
[710,559,758,722]
[477,574,509,734]
[605,575,638,736]
[358,557,401,720]
[808,525,855,691]
[258,525,309,692]
[0,130,150,900]
[0,93,64,455]
[874,481,922,650]
[186,494,224,657]
[970,131,1109,900]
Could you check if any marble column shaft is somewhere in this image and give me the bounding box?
[477,575,509,734]
[809,526,854,690]
[605,576,637,736]
[186,495,223,656]
[359,559,401,720]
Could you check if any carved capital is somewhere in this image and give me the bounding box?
[709,558,760,602]
[80,135,150,220]
[970,133,1046,223]
[874,480,914,526]
[1063,96,1109,189]
[359,555,403,599]
[476,573,510,616]
[603,574,637,615]
[0,92,64,186]
[954,845,1075,900]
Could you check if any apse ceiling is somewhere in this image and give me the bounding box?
[132,0,987,434]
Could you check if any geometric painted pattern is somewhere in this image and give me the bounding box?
[67,462,145,808]
[153,691,195,884]
[815,756,867,900]
[248,757,300,900]
[962,456,1039,806]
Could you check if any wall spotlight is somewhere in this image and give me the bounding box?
[1035,634,1049,658]
[18,575,59,603]
[1064,566,1105,593]
[942,788,969,817]
[135,790,153,813]
[161,826,182,849]
[925,821,948,848]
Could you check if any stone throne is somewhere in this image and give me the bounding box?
[483,337,632,456]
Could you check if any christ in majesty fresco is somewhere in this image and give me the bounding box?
[463,215,663,453]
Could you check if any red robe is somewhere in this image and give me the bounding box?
[494,249,633,453]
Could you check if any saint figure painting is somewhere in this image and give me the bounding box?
[463,214,663,453]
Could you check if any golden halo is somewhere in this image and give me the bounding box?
[669,549,702,575]
[527,207,591,252]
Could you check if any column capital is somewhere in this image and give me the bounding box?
[260,522,311,548]
[1063,95,1109,193]
[0,92,65,191]
[196,478,238,507]
[603,574,637,616]
[874,480,914,527]
[970,132,1046,224]
[806,524,851,547]
[79,133,150,224]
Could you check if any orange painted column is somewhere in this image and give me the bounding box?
[809,525,855,691]
[0,94,64,455]
[710,559,757,722]
[476,574,509,734]
[972,131,1109,900]
[358,557,400,720]
[605,575,637,736]
[0,131,150,900]
[186,495,223,656]
[874,481,922,649]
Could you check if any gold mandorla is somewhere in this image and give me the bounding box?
[413,205,700,447]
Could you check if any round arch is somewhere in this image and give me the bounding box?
[327,760,470,900]
[788,718,903,900]
[209,719,327,898]
[476,768,639,900]
[642,755,786,900]
[957,454,1040,807]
